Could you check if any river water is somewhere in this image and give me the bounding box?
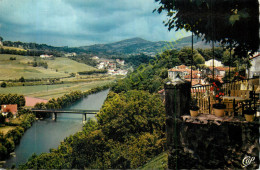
[4,89,109,168]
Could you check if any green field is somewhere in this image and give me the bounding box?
[140,152,168,170]
[43,57,96,73]
[0,54,96,80]
[2,46,27,51]
[0,78,115,100]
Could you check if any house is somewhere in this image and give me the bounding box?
[205,66,235,77]
[116,59,125,65]
[92,56,99,60]
[40,54,53,58]
[205,59,223,67]
[118,69,128,75]
[168,65,204,86]
[97,62,105,69]
[168,67,190,80]
[247,53,260,78]
[108,63,117,69]
[1,104,18,117]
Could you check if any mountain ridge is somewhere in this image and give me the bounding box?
[79,36,211,55]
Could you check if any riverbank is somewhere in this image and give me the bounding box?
[2,84,112,168]
[0,112,36,166]
[3,88,110,168]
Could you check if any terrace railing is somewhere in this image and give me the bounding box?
[191,78,259,116]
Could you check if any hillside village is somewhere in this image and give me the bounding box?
[168,53,259,87]
[92,56,128,76]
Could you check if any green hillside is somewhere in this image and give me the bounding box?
[0,54,96,80]
[140,152,168,170]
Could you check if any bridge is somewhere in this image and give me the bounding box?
[31,109,99,123]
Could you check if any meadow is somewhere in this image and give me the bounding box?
[0,78,115,100]
[0,54,96,80]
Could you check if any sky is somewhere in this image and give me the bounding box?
[0,0,190,47]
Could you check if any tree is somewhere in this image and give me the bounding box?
[1,82,7,88]
[155,0,259,57]
[19,76,25,82]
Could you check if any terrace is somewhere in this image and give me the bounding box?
[191,78,260,119]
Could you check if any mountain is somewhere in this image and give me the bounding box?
[79,36,212,56]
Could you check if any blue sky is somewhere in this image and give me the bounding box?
[0,0,190,47]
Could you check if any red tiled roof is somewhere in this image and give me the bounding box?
[158,89,165,94]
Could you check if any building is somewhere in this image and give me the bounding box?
[205,66,235,77]
[40,54,53,58]
[1,104,18,117]
[168,65,190,80]
[205,59,223,67]
[97,62,105,69]
[116,59,125,65]
[247,53,260,78]
[64,52,77,57]
[168,65,203,86]
[108,63,117,69]
[92,56,99,60]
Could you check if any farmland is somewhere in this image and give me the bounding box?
[0,54,116,100]
[0,54,96,80]
[0,78,115,100]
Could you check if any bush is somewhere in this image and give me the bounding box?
[1,82,7,88]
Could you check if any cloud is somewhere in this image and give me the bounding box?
[0,0,189,47]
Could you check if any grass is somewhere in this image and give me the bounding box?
[46,57,97,73]
[0,126,17,135]
[0,54,96,80]
[1,46,27,51]
[140,152,168,170]
[0,78,115,100]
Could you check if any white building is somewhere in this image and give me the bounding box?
[247,53,260,78]
[168,65,190,80]
[97,62,105,69]
[116,59,125,65]
[92,56,99,60]
[40,55,53,58]
[205,59,223,67]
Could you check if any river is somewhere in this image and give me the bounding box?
[4,89,110,168]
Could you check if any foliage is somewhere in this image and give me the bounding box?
[139,152,168,170]
[0,113,35,161]
[19,76,25,82]
[112,49,180,93]
[0,93,25,107]
[190,105,199,111]
[209,79,224,103]
[9,57,16,60]
[155,0,259,57]
[177,47,205,67]
[124,53,154,68]
[78,69,107,75]
[1,82,7,88]
[21,90,166,169]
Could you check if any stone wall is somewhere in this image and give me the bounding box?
[168,115,259,169]
[165,81,259,169]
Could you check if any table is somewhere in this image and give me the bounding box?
[222,96,249,116]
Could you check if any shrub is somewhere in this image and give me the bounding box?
[1,82,7,88]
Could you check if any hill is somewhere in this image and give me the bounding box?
[0,54,96,80]
[79,36,212,55]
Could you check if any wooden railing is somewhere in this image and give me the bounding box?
[191,78,259,116]
[191,85,212,114]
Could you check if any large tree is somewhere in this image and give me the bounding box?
[155,0,259,57]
